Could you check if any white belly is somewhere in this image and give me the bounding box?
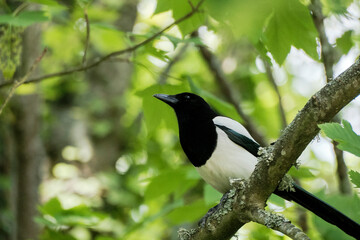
[196,127,257,193]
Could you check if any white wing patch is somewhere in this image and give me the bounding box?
[196,123,257,193]
[212,116,256,142]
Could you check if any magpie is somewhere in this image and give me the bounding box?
[154,92,360,239]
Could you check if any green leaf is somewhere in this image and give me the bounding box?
[155,0,204,36]
[167,199,209,224]
[321,0,352,15]
[137,83,189,136]
[144,166,198,201]
[188,77,241,122]
[264,0,318,64]
[55,205,105,226]
[288,167,315,179]
[145,45,170,62]
[0,26,23,80]
[349,170,360,188]
[319,120,360,157]
[91,120,112,137]
[123,199,183,236]
[164,34,203,48]
[28,0,64,7]
[268,194,286,207]
[205,0,272,41]
[154,0,172,14]
[40,229,77,240]
[38,197,106,228]
[336,30,353,55]
[0,11,49,27]
[264,11,291,65]
[38,197,63,216]
[204,184,222,205]
[255,41,272,66]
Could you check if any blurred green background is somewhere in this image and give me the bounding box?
[0,0,360,239]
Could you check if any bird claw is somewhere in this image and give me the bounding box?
[198,204,219,227]
[198,192,229,227]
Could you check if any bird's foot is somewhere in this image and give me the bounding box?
[198,192,230,228]
[198,204,219,227]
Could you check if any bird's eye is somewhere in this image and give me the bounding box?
[184,95,191,100]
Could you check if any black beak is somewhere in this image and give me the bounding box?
[153,94,178,106]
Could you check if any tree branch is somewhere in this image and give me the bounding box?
[159,44,189,84]
[310,0,352,195]
[262,58,287,129]
[82,8,90,66]
[0,48,47,116]
[0,0,205,88]
[182,57,360,240]
[309,0,337,80]
[249,208,310,240]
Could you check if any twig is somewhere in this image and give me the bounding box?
[159,43,189,84]
[188,0,195,10]
[262,57,287,129]
[0,48,47,116]
[193,31,267,145]
[294,179,308,232]
[82,8,90,66]
[12,2,30,16]
[309,0,352,195]
[250,208,310,240]
[333,141,352,194]
[309,0,337,81]
[0,0,205,89]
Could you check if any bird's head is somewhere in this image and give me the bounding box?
[153,92,217,121]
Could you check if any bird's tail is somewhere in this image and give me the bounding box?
[275,183,360,239]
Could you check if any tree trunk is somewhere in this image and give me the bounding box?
[10,21,46,240]
[86,0,137,172]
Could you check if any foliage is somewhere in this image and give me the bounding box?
[0,10,49,26]
[349,170,360,188]
[312,191,360,240]
[0,0,359,239]
[0,26,23,79]
[319,120,360,157]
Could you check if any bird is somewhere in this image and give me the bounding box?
[154,92,360,239]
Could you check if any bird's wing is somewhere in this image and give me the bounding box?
[215,124,260,157]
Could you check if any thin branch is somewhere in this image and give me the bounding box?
[188,0,195,10]
[0,48,47,116]
[82,8,90,66]
[12,2,30,16]
[310,0,352,195]
[262,58,287,129]
[183,58,360,240]
[309,0,337,81]
[333,141,352,194]
[194,32,267,145]
[293,179,308,232]
[249,208,310,240]
[159,43,189,84]
[0,0,205,89]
